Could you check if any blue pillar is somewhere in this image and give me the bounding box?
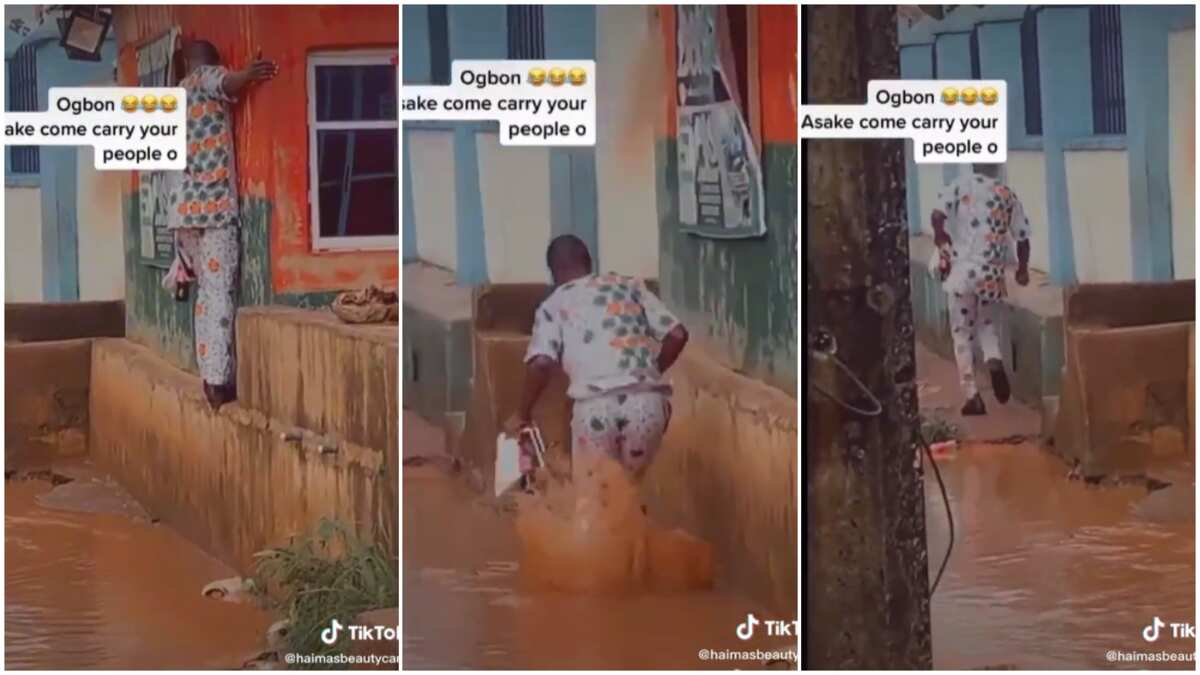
[934,32,972,183]
[545,6,599,268]
[900,43,933,234]
[447,5,506,284]
[402,5,432,84]
[401,126,418,262]
[401,6,431,264]
[1122,6,1174,280]
[1037,7,1090,286]
[975,21,1028,146]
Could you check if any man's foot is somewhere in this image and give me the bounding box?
[987,358,1011,404]
[203,382,236,410]
[961,394,987,416]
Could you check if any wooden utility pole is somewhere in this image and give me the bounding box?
[804,5,933,669]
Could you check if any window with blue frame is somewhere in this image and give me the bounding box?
[1089,5,1126,135]
[7,43,39,175]
[1020,9,1043,136]
[507,5,545,60]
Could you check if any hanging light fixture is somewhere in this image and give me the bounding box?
[57,6,112,62]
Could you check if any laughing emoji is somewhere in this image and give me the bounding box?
[121,95,139,112]
[141,94,158,112]
[960,87,978,105]
[161,94,178,112]
[548,67,566,86]
[568,67,587,86]
[528,67,546,86]
[980,87,999,105]
[941,87,959,105]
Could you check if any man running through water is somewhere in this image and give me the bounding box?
[510,235,690,481]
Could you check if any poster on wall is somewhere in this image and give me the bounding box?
[676,5,765,238]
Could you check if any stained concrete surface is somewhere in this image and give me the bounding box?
[6,339,93,466]
[403,411,797,669]
[402,262,473,428]
[90,338,393,573]
[1055,283,1195,479]
[6,301,124,344]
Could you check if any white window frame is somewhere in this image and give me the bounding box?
[307,50,399,252]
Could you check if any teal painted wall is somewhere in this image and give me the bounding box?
[656,140,798,394]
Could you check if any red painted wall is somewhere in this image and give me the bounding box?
[116,5,399,295]
[659,5,797,144]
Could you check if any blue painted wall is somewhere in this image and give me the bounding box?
[401,5,599,284]
[1036,7,1092,286]
[933,32,972,184]
[545,5,599,269]
[1122,6,1180,280]
[6,28,116,301]
[899,43,932,234]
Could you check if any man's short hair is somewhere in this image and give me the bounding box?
[545,234,592,270]
[183,40,220,66]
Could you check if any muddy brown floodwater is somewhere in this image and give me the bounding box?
[927,442,1195,670]
[402,415,796,669]
[5,460,272,670]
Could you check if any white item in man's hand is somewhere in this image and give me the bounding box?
[494,426,547,497]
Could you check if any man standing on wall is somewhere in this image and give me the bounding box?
[931,163,1032,416]
[162,40,277,409]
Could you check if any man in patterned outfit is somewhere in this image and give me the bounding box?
[931,163,1032,416]
[163,40,276,408]
[510,235,690,481]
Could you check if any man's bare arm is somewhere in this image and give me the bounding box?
[931,209,951,247]
[222,58,278,96]
[516,355,556,424]
[657,325,689,374]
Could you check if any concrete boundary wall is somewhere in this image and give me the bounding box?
[6,300,124,343]
[6,339,92,464]
[643,349,798,616]
[90,338,396,572]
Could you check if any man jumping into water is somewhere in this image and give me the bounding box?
[510,235,689,481]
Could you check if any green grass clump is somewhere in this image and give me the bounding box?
[920,414,962,445]
[252,519,397,667]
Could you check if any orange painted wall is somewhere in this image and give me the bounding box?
[659,5,797,144]
[115,5,399,295]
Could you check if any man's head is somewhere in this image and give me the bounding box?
[972,162,1002,178]
[181,39,220,74]
[545,234,593,285]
